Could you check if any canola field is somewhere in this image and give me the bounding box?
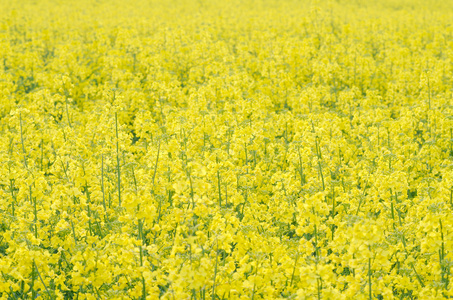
[1,0,453,299]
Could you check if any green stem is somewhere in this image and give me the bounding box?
[31,260,36,299]
[40,139,44,171]
[314,224,319,258]
[439,219,447,289]
[30,186,37,239]
[70,217,77,246]
[151,139,161,194]
[131,165,137,192]
[212,242,219,300]
[115,112,122,207]
[19,114,28,168]
[65,97,72,128]
[9,179,16,217]
[317,278,321,300]
[410,262,425,287]
[297,146,305,186]
[33,260,53,299]
[142,276,146,300]
[217,169,222,207]
[368,258,372,300]
[101,154,106,212]
[290,252,299,287]
[85,183,93,236]
[315,137,325,191]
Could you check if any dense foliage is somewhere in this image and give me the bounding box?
[0,0,452,298]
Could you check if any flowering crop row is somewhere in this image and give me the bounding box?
[0,0,452,299]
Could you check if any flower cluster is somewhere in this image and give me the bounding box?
[0,0,452,299]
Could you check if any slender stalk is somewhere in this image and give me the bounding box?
[240,189,248,221]
[409,262,425,287]
[427,74,431,110]
[439,219,448,289]
[368,258,372,300]
[31,260,36,299]
[40,139,44,171]
[9,179,16,217]
[115,112,122,207]
[315,137,325,191]
[244,142,248,166]
[331,182,336,218]
[217,169,222,207]
[297,146,305,186]
[65,97,72,127]
[86,183,93,236]
[101,154,106,212]
[138,219,144,266]
[19,113,28,168]
[138,219,146,299]
[182,153,195,209]
[151,139,161,194]
[131,165,137,192]
[314,224,319,258]
[69,217,77,246]
[142,276,146,300]
[212,242,219,300]
[34,260,53,299]
[317,278,321,300]
[290,252,299,287]
[331,182,336,240]
[30,186,37,239]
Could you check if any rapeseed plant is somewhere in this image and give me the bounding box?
[0,0,452,299]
